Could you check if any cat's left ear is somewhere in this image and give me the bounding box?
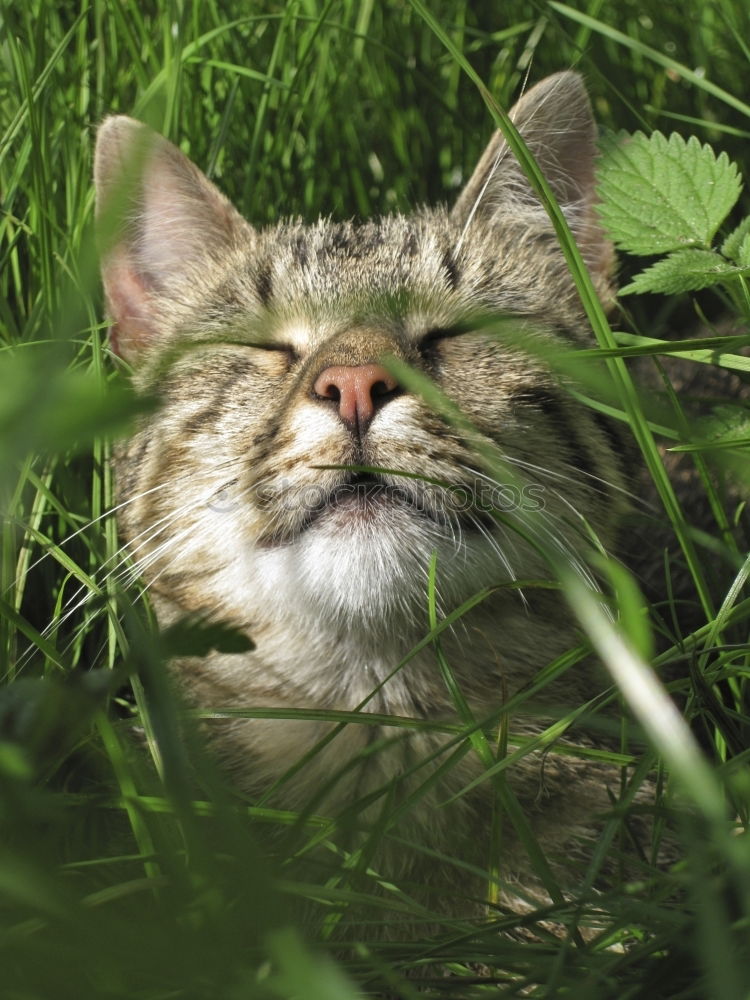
[451,72,613,296]
[94,117,252,359]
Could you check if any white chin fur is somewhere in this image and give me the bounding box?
[243,506,494,629]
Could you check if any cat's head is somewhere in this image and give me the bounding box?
[95,72,625,636]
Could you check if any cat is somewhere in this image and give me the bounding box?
[94,71,657,936]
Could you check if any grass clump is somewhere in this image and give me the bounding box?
[1,1,749,997]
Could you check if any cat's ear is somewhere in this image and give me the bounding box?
[451,71,613,293]
[94,117,252,359]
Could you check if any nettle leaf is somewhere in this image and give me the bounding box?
[721,216,750,262]
[620,249,750,296]
[670,406,750,488]
[738,233,750,268]
[597,131,742,255]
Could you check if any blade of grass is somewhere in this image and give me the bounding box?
[550,2,750,119]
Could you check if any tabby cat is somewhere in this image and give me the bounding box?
[95,72,650,931]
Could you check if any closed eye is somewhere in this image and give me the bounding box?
[221,339,300,365]
[184,335,299,359]
[248,341,299,361]
[419,314,518,357]
[153,337,300,372]
[419,326,466,354]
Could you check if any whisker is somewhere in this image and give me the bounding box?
[14,475,250,672]
[26,485,254,673]
[10,451,246,595]
[7,480,173,597]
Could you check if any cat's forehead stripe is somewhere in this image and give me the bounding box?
[255,262,273,307]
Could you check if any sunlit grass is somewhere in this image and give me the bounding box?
[1,1,749,997]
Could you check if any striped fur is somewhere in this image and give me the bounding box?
[96,73,645,930]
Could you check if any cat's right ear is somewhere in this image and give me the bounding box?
[451,72,613,299]
[94,117,252,360]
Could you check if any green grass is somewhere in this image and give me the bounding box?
[2,1,750,997]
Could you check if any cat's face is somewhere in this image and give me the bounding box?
[96,72,625,643]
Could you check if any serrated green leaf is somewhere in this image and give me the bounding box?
[682,405,750,488]
[721,216,750,261]
[619,249,750,295]
[597,131,742,255]
[738,233,750,268]
[669,404,750,456]
[692,403,750,441]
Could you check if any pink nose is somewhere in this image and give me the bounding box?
[312,363,399,433]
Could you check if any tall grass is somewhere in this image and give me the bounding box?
[1,1,749,997]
